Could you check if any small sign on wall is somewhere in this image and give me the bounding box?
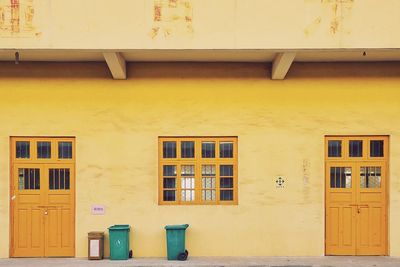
[276,177,285,188]
[91,205,105,215]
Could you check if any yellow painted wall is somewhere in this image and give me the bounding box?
[0,62,400,257]
[0,0,400,49]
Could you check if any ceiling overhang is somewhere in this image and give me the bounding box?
[0,48,399,80]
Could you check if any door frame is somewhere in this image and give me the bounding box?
[324,135,389,256]
[9,136,76,257]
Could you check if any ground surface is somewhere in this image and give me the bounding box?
[0,257,399,267]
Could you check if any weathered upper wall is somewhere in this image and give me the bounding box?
[0,0,399,50]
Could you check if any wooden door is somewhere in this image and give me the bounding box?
[325,136,388,256]
[356,162,387,255]
[44,164,75,257]
[12,164,45,257]
[10,137,75,257]
[325,162,357,255]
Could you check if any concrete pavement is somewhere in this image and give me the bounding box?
[0,257,399,267]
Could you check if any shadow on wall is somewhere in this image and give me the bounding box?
[0,61,400,80]
[289,62,400,79]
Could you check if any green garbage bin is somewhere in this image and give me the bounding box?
[108,225,130,260]
[165,224,189,261]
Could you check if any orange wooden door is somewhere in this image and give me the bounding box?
[11,164,75,257]
[325,162,357,255]
[12,164,45,257]
[325,161,387,255]
[356,162,387,255]
[11,137,75,257]
[44,164,75,257]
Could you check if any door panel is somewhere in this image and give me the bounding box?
[356,162,386,255]
[326,160,387,255]
[325,163,356,255]
[12,165,45,257]
[44,165,75,257]
[11,164,75,257]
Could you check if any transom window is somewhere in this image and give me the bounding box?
[12,137,75,161]
[159,137,238,205]
[326,136,388,160]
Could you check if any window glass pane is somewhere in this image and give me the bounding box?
[58,142,72,159]
[202,177,216,189]
[220,190,233,201]
[360,166,381,188]
[163,178,176,188]
[181,178,194,189]
[202,164,216,201]
[220,178,233,188]
[181,165,195,202]
[202,142,215,158]
[220,142,233,158]
[181,190,195,201]
[49,169,54,190]
[202,165,215,176]
[35,169,40,189]
[16,141,30,158]
[65,169,70,190]
[370,140,384,157]
[18,168,40,190]
[328,140,342,157]
[60,169,65,189]
[37,141,51,159]
[330,167,352,188]
[163,190,176,201]
[181,165,194,176]
[202,190,216,201]
[163,165,176,176]
[349,140,363,157]
[220,165,233,176]
[181,141,194,158]
[24,169,29,189]
[54,169,60,189]
[29,169,35,189]
[163,141,176,158]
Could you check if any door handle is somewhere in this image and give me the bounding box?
[44,210,48,215]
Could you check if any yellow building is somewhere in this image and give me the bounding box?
[0,0,400,259]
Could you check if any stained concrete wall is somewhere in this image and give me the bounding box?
[0,62,399,257]
[0,0,399,49]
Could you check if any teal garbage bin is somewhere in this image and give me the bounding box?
[108,225,130,260]
[165,224,189,261]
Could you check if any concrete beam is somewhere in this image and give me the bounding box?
[271,52,296,80]
[103,52,126,80]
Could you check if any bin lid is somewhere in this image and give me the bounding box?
[88,231,104,238]
[165,224,189,230]
[108,224,131,231]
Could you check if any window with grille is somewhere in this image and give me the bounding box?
[159,137,238,205]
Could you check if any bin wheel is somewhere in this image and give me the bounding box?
[178,252,188,261]
[129,250,133,258]
[185,250,189,256]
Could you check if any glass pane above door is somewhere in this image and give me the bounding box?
[360,166,381,188]
[330,167,352,188]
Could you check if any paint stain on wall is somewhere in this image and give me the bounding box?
[150,0,193,39]
[0,0,40,37]
[302,159,311,202]
[304,0,354,36]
